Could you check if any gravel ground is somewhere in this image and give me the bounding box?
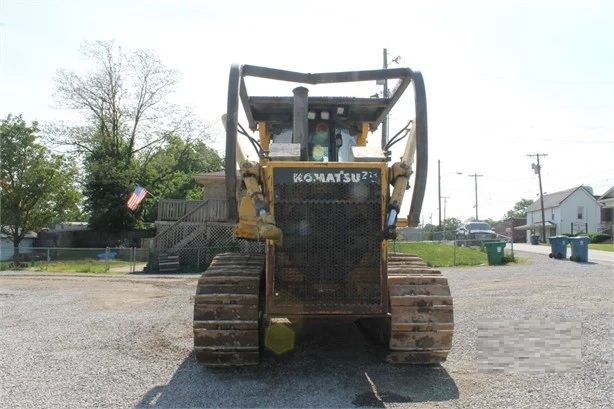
[0,251,612,409]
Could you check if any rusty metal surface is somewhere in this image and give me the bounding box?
[385,252,454,364]
[193,252,265,366]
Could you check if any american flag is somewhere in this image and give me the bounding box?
[126,184,148,211]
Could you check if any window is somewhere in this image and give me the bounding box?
[577,206,584,220]
[551,210,555,220]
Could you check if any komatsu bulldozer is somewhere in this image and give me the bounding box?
[193,64,453,366]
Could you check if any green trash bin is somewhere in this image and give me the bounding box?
[484,241,506,265]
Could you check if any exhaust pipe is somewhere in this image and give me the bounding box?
[292,86,309,161]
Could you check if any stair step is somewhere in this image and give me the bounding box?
[157,253,180,273]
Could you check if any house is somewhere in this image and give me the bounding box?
[50,222,88,231]
[515,185,602,241]
[493,218,527,243]
[596,185,614,236]
[0,230,38,261]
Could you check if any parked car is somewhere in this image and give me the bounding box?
[456,221,498,246]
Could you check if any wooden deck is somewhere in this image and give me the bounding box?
[157,199,227,222]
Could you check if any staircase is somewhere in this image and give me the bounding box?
[157,253,180,273]
[149,199,231,273]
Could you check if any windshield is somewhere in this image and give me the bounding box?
[467,222,492,230]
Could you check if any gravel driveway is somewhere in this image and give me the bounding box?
[1,251,612,409]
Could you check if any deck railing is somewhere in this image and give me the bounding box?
[157,199,227,222]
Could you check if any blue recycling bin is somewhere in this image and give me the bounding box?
[568,236,589,262]
[548,236,569,259]
[530,234,540,245]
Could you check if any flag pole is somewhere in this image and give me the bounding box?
[137,184,157,199]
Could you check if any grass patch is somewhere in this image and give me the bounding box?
[590,243,614,252]
[0,259,134,274]
[389,241,504,267]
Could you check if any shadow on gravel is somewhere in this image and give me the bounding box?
[137,322,459,408]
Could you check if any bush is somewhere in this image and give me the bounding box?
[588,233,611,244]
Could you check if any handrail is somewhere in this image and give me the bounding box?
[152,200,212,247]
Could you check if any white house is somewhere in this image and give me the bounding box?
[516,185,601,241]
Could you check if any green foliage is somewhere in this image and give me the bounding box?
[50,41,221,230]
[504,198,534,219]
[0,114,82,247]
[588,233,611,244]
[83,132,141,230]
[441,217,462,231]
[138,135,223,223]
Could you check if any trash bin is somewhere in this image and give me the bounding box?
[548,236,569,259]
[530,234,540,245]
[484,241,506,265]
[568,236,589,262]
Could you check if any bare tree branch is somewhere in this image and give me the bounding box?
[49,40,183,159]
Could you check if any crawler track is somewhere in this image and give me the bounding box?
[384,252,454,364]
[193,252,265,366]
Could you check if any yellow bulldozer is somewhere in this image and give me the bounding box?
[193,64,453,366]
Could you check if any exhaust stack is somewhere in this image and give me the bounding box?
[292,86,309,161]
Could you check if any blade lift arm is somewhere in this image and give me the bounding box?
[239,160,283,246]
[384,121,417,239]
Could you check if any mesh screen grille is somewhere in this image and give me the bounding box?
[272,168,383,311]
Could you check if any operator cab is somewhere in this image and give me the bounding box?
[267,121,355,162]
[248,95,390,163]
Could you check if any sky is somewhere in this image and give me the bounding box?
[1,0,613,224]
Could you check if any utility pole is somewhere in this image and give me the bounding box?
[441,196,451,222]
[468,173,483,220]
[528,153,548,243]
[438,159,442,228]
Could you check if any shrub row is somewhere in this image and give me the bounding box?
[560,233,611,243]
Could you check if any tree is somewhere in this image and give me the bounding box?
[0,114,81,258]
[49,40,213,230]
[441,217,462,231]
[138,134,223,223]
[504,199,534,219]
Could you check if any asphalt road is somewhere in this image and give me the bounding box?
[1,250,612,408]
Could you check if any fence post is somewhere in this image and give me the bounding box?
[453,240,457,266]
[105,247,110,272]
[131,247,136,273]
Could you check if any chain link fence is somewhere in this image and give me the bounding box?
[150,222,265,273]
[0,247,149,273]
